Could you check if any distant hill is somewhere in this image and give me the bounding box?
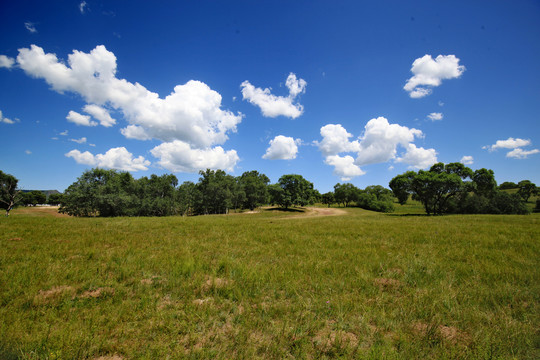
[20,190,61,197]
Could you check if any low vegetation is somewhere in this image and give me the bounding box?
[1,206,538,359]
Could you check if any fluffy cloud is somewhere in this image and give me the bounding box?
[241,73,306,118]
[427,112,443,121]
[15,44,243,173]
[70,137,87,144]
[121,125,151,140]
[83,104,116,127]
[317,124,360,156]
[324,155,365,181]
[483,137,531,151]
[318,117,437,179]
[0,110,16,124]
[16,45,242,148]
[483,137,539,159]
[262,135,300,160]
[404,54,465,98]
[506,148,540,159]
[25,22,37,33]
[150,140,239,172]
[395,144,438,169]
[0,55,15,69]
[66,147,150,171]
[66,110,97,126]
[460,155,474,165]
[355,117,424,166]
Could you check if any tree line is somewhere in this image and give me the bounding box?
[389,162,537,215]
[1,166,538,217]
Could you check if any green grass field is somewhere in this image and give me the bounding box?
[1,206,539,359]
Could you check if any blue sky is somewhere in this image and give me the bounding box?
[1,0,539,193]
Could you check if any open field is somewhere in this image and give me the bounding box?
[1,207,539,359]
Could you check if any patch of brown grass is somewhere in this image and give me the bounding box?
[33,285,75,305]
[312,321,359,353]
[412,322,470,345]
[80,287,115,299]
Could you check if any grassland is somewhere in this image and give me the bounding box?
[1,206,539,359]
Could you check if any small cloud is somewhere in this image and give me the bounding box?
[506,148,540,159]
[24,21,37,33]
[89,143,96,147]
[51,137,59,140]
[404,54,465,98]
[388,165,394,171]
[25,150,32,155]
[241,73,306,119]
[0,110,16,124]
[60,130,68,136]
[483,137,531,152]
[113,32,121,39]
[262,135,301,160]
[427,112,443,121]
[66,111,97,126]
[79,1,87,14]
[0,55,15,69]
[438,101,444,107]
[70,137,87,144]
[232,96,237,102]
[460,155,474,165]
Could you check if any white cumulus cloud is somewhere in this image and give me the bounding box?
[66,147,150,171]
[0,55,15,69]
[395,143,438,169]
[404,54,465,98]
[460,155,474,165]
[506,148,540,159]
[83,104,116,127]
[241,73,306,119]
[121,125,151,140]
[79,1,87,14]
[318,117,437,179]
[70,137,87,144]
[317,124,360,156]
[355,117,424,166]
[16,45,242,148]
[150,140,239,173]
[66,110,97,126]
[483,137,531,151]
[262,135,300,160]
[427,112,443,121]
[324,155,365,181]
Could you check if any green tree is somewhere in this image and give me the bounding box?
[177,181,199,216]
[388,171,416,205]
[238,170,269,210]
[0,170,21,216]
[196,169,236,214]
[472,168,497,198]
[499,181,518,190]
[321,192,335,207]
[47,193,64,206]
[333,183,360,207]
[270,174,315,209]
[517,180,537,202]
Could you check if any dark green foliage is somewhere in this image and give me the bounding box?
[534,199,540,213]
[0,170,20,216]
[238,170,269,210]
[356,185,394,213]
[195,169,237,214]
[390,163,529,215]
[472,168,497,198]
[333,183,360,207]
[517,180,537,202]
[20,190,47,206]
[47,192,64,205]
[499,181,518,190]
[269,174,316,208]
[321,192,334,207]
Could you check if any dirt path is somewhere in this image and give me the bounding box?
[272,206,348,219]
